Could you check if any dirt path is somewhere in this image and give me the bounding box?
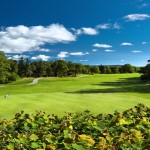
[28,78,41,85]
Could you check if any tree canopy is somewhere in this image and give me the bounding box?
[0,53,139,84]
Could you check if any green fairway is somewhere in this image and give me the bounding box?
[0,73,150,119]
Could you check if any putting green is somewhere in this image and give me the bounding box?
[0,74,150,119]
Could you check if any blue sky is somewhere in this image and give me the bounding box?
[0,0,150,66]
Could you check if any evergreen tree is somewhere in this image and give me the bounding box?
[45,62,53,77]
[0,52,10,83]
[67,61,75,76]
[25,58,32,77]
[105,66,111,74]
[18,57,26,77]
[8,59,19,81]
[99,65,106,74]
[74,63,83,77]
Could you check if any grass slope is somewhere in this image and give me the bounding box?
[0,73,150,119]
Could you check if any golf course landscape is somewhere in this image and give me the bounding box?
[1,0,150,149]
[0,73,150,119]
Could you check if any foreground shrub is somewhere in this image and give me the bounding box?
[0,104,150,149]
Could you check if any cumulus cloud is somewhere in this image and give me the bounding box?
[96,23,121,30]
[0,24,76,53]
[38,48,50,52]
[96,23,111,29]
[12,55,22,60]
[92,49,98,52]
[74,27,98,35]
[93,43,112,48]
[57,51,69,59]
[132,50,142,53]
[121,42,133,46]
[70,52,86,56]
[7,54,29,60]
[57,51,89,58]
[104,49,115,52]
[124,14,150,21]
[31,54,50,61]
[82,27,98,35]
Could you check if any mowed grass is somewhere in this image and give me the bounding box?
[0,73,150,119]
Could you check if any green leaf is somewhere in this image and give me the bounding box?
[63,129,69,138]
[24,122,30,131]
[20,137,28,144]
[43,142,46,148]
[31,142,39,148]
[32,122,38,128]
[7,143,14,150]
[30,134,39,141]
[14,138,20,144]
[72,144,86,150]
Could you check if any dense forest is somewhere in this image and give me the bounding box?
[0,52,140,84]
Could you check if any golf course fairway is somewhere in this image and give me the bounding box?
[0,73,150,119]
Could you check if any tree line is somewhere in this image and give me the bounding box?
[0,52,139,83]
[140,60,150,80]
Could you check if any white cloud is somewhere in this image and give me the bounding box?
[70,52,85,56]
[0,24,76,53]
[113,23,121,29]
[93,43,112,48]
[57,51,69,58]
[12,55,22,60]
[38,48,50,52]
[75,27,98,35]
[80,60,88,62]
[124,14,150,21]
[31,54,50,61]
[7,57,12,60]
[142,42,147,45]
[121,42,133,46]
[92,49,98,52]
[31,57,37,60]
[121,60,125,62]
[85,52,90,55]
[82,27,98,35]
[104,49,115,52]
[132,50,142,53]
[57,51,89,58]
[7,54,29,60]
[96,23,111,29]
[96,23,121,30]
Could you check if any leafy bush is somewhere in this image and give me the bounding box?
[140,64,150,80]
[0,104,149,149]
[8,72,20,82]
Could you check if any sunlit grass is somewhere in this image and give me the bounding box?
[0,73,150,119]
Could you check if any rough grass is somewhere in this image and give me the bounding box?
[0,73,150,119]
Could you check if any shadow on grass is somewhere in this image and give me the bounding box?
[67,77,150,94]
